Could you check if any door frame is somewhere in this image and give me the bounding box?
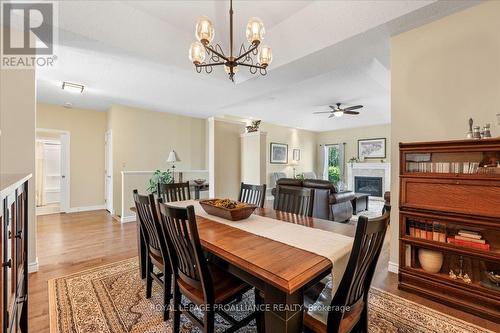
[104,130,113,214]
[36,128,70,213]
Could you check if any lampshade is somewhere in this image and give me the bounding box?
[289,159,299,166]
[224,64,239,74]
[333,111,344,118]
[167,151,181,163]
[188,41,206,64]
[195,16,214,44]
[246,17,265,44]
[258,45,272,66]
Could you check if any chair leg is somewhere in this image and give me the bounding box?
[358,303,369,333]
[163,268,172,321]
[254,289,265,333]
[145,257,153,299]
[204,307,215,333]
[173,284,181,333]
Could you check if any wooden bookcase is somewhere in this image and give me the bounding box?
[398,138,500,322]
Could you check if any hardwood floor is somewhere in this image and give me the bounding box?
[29,210,500,332]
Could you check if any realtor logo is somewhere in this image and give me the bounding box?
[1,1,57,68]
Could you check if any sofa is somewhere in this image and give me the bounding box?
[272,178,355,222]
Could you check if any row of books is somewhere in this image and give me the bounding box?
[406,162,484,173]
[408,222,491,251]
[447,229,490,250]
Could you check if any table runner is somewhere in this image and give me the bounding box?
[168,200,354,294]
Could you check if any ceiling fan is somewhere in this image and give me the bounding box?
[313,103,363,118]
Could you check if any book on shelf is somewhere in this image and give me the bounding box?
[457,229,482,239]
[447,237,490,251]
[454,235,486,244]
[405,161,498,174]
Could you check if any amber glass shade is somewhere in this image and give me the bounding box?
[189,41,206,64]
[195,16,214,44]
[246,17,265,44]
[258,45,272,65]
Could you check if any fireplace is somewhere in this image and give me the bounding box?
[354,176,383,197]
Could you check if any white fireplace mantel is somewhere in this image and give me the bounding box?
[347,162,391,197]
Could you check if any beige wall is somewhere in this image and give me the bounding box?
[107,105,207,216]
[0,67,37,265]
[317,124,391,177]
[390,1,500,267]
[209,118,246,199]
[260,122,317,187]
[37,103,107,208]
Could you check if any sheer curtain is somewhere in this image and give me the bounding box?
[317,144,328,180]
[338,143,346,189]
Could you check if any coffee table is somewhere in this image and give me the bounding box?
[351,193,369,214]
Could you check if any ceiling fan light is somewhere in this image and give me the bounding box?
[195,16,214,44]
[246,17,265,44]
[333,111,344,118]
[188,41,206,64]
[258,45,272,66]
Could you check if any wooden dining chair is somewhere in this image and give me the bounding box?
[157,203,263,333]
[238,182,267,208]
[303,205,391,333]
[133,190,172,320]
[157,181,191,202]
[274,186,314,217]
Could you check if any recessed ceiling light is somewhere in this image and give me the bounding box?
[62,81,84,93]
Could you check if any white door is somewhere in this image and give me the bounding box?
[104,130,113,214]
[60,132,70,213]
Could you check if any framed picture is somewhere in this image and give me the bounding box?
[270,143,288,164]
[292,149,300,161]
[358,138,386,159]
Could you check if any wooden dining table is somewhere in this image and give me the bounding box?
[131,204,356,333]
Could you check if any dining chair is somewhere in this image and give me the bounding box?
[303,205,391,333]
[132,190,172,321]
[274,186,314,217]
[157,202,263,333]
[157,181,191,202]
[238,182,267,208]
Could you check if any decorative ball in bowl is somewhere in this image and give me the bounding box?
[193,179,205,185]
[199,199,257,221]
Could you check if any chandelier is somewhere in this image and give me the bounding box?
[188,0,273,82]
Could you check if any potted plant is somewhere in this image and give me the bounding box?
[147,169,173,193]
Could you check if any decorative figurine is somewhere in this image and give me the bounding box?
[483,123,492,138]
[450,256,472,283]
[246,120,261,133]
[466,118,473,139]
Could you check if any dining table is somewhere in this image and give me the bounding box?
[131,202,356,333]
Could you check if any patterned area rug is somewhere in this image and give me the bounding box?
[48,258,492,333]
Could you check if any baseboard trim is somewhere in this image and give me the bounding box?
[28,258,39,273]
[121,214,136,223]
[67,205,106,213]
[388,261,399,274]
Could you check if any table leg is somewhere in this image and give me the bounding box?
[137,223,147,279]
[264,284,304,333]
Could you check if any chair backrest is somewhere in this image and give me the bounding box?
[274,186,314,217]
[326,205,390,331]
[157,203,214,301]
[133,190,163,252]
[271,172,287,186]
[157,181,191,202]
[238,182,267,208]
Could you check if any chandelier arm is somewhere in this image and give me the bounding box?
[203,44,229,62]
[235,43,259,62]
[195,62,226,68]
[237,62,267,70]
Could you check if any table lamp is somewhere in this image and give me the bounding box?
[167,151,181,181]
[290,159,299,178]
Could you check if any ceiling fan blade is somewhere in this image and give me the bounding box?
[344,105,363,111]
[313,111,333,114]
[328,114,335,118]
[344,111,360,115]
[328,105,337,110]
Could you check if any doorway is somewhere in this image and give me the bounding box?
[35,129,70,215]
[104,130,113,214]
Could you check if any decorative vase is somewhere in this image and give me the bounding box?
[418,249,443,273]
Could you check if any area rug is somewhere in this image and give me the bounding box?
[48,258,493,333]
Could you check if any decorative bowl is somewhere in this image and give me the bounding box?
[199,199,257,221]
[193,179,206,185]
[418,249,443,273]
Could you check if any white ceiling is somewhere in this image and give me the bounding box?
[34,0,479,131]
